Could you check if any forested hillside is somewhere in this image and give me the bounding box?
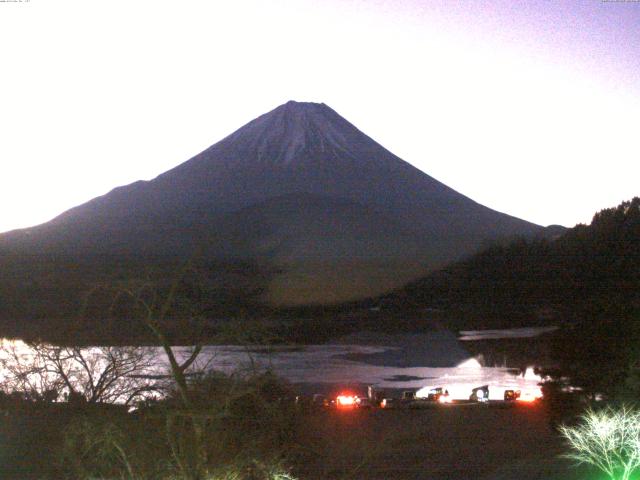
[385,197,639,328]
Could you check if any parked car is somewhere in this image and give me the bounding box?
[469,385,490,403]
[504,390,521,402]
[426,387,444,402]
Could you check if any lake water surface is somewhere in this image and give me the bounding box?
[1,327,551,401]
[173,328,550,400]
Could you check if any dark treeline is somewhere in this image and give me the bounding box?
[384,197,639,327]
[0,246,432,345]
[0,253,273,344]
[383,197,640,400]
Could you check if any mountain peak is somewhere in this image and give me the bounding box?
[282,99,328,108]
[220,100,363,166]
[277,100,333,117]
[270,99,335,123]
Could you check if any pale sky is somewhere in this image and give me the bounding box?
[1,0,639,233]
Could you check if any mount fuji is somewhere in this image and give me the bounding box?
[0,101,542,306]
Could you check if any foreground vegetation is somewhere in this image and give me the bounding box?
[0,396,595,480]
[560,405,640,480]
[0,370,299,480]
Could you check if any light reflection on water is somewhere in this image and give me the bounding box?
[0,338,544,401]
[179,344,544,400]
[459,326,558,341]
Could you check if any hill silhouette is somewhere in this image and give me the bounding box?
[0,101,543,316]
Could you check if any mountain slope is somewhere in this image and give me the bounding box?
[0,101,542,306]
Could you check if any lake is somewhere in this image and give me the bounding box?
[1,327,552,402]
[173,328,549,400]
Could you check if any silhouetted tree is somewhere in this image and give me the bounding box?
[0,340,160,405]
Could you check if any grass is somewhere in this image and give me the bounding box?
[0,401,598,479]
[292,403,595,480]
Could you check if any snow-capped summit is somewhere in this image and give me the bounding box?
[224,101,360,166]
[179,100,400,170]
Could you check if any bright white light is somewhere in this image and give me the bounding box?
[415,365,544,402]
[438,394,452,404]
[517,388,543,403]
[336,394,357,407]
